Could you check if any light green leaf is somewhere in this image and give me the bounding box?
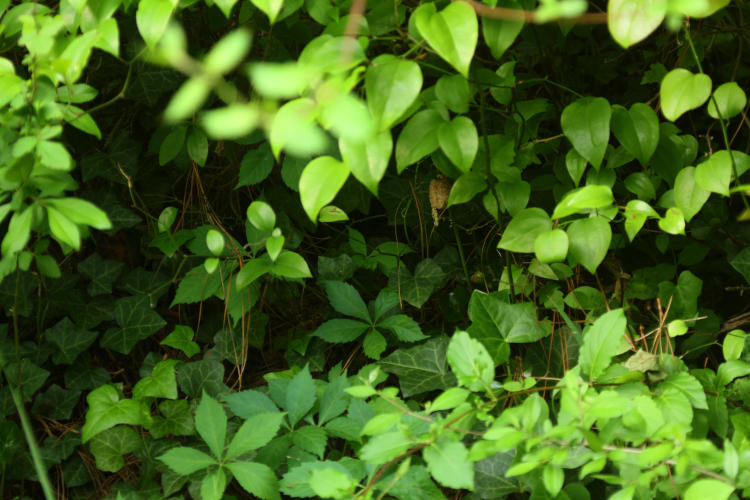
[81,385,149,443]
[271,251,312,279]
[214,0,239,17]
[205,229,224,257]
[164,77,211,123]
[623,199,658,241]
[482,0,524,60]
[248,62,306,99]
[542,463,564,497]
[438,116,478,173]
[270,98,327,159]
[360,430,413,464]
[46,198,112,230]
[578,308,627,380]
[236,256,272,290]
[395,109,443,173]
[37,141,73,170]
[286,365,316,427]
[707,82,747,119]
[1,205,33,256]
[136,0,175,49]
[201,104,260,140]
[226,412,285,459]
[299,156,349,222]
[195,391,227,459]
[366,54,422,131]
[246,201,276,232]
[674,166,710,221]
[47,206,81,250]
[561,97,611,169]
[683,479,733,500]
[250,0,284,24]
[447,330,495,392]
[414,2,478,77]
[552,185,613,219]
[447,172,487,207]
[340,131,392,196]
[160,325,200,358]
[660,68,712,121]
[318,205,348,223]
[309,468,354,498]
[133,359,180,400]
[498,207,552,253]
[658,207,686,235]
[607,0,665,48]
[723,330,745,362]
[610,103,659,166]
[566,216,611,274]
[435,74,471,114]
[424,437,474,490]
[695,150,732,196]
[158,446,217,475]
[201,468,228,500]
[534,228,568,263]
[203,28,251,75]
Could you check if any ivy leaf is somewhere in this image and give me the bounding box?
[43,317,98,365]
[89,426,140,473]
[100,296,166,354]
[286,365,316,427]
[386,258,446,308]
[177,359,226,398]
[578,308,627,380]
[160,325,200,358]
[380,337,457,397]
[77,253,124,296]
[151,400,195,438]
[81,385,149,443]
[561,97,611,170]
[132,359,180,400]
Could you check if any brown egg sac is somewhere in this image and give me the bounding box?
[429,177,450,226]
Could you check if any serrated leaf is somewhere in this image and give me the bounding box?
[195,391,227,459]
[323,280,371,322]
[226,461,281,500]
[379,337,457,397]
[226,412,285,459]
[578,308,627,380]
[158,446,217,475]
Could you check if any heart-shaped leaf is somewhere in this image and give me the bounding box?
[611,103,659,166]
[607,0,665,48]
[414,2,478,77]
[623,199,658,241]
[658,207,686,235]
[534,229,568,263]
[299,156,349,222]
[660,68,712,121]
[567,217,611,274]
[707,82,747,119]
[674,166,710,221]
[340,131,392,196]
[366,55,422,130]
[482,0,524,59]
[561,97,611,169]
[695,150,732,196]
[395,109,444,172]
[498,208,553,253]
[438,116,478,173]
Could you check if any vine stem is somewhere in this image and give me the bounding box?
[457,0,608,24]
[684,23,750,210]
[1,266,55,500]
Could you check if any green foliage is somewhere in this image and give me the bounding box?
[3,0,750,499]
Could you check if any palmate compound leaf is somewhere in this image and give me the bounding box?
[379,336,456,397]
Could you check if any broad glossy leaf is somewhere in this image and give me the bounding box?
[579,308,627,380]
[379,337,456,397]
[236,257,272,290]
[610,103,659,166]
[561,97,611,169]
[271,251,312,279]
[566,217,611,274]
[438,116,478,173]
[534,228,568,263]
[136,0,175,49]
[214,0,239,17]
[414,2,478,77]
[395,109,443,173]
[366,55,422,130]
[447,330,494,392]
[607,0,665,48]
[447,172,487,207]
[339,131,392,196]
[498,207,552,253]
[299,156,349,222]
[552,185,613,219]
[205,230,224,256]
[660,68,712,121]
[246,201,276,232]
[623,199,658,241]
[723,330,745,361]
[675,0,730,17]
[435,74,471,114]
[707,82,747,119]
[482,0,523,59]
[658,207,686,235]
[695,150,732,196]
